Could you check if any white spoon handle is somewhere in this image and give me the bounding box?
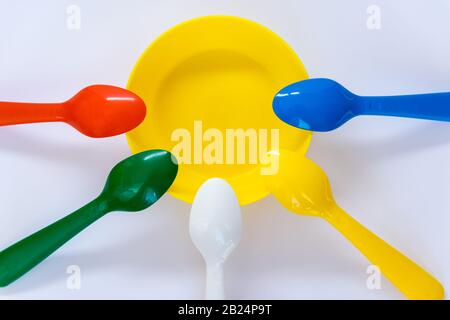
[206,263,225,300]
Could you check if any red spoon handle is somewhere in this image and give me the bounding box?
[0,101,65,126]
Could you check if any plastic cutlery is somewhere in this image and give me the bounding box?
[189,178,242,299]
[0,85,146,137]
[273,78,450,132]
[263,149,444,299]
[0,149,178,286]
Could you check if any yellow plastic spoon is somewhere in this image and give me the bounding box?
[263,149,444,300]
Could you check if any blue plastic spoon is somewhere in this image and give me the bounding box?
[273,78,450,132]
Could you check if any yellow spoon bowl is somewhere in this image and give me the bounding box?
[126,16,311,205]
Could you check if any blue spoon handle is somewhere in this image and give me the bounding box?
[359,92,450,121]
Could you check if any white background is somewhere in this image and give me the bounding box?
[0,0,449,299]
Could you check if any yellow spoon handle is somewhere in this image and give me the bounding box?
[325,205,444,300]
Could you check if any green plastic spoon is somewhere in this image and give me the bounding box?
[0,149,178,287]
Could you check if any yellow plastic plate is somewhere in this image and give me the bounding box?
[126,16,311,205]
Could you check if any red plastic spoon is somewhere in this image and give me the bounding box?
[0,85,146,138]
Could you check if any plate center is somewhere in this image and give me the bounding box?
[153,50,278,177]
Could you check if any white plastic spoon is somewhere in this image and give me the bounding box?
[189,178,242,300]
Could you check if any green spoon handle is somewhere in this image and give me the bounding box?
[0,198,107,287]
